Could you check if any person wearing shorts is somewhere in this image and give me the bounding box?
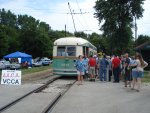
[89,66,95,77]
[88,55,96,81]
[75,55,85,85]
[131,53,148,92]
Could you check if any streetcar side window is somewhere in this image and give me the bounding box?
[57,47,66,56]
[67,46,76,56]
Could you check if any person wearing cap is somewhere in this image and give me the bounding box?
[107,56,112,82]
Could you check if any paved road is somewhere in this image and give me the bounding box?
[51,81,150,113]
[0,84,42,109]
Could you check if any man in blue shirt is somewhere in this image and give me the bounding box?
[99,55,109,82]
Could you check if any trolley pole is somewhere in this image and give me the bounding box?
[68,2,77,33]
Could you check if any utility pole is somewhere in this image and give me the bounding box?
[65,24,66,37]
[135,16,137,42]
[68,2,77,33]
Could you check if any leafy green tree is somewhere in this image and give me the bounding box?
[74,31,87,39]
[88,32,110,54]
[7,27,20,53]
[0,25,9,58]
[56,30,73,38]
[18,15,52,57]
[88,33,101,51]
[0,8,17,28]
[0,8,75,58]
[49,30,73,43]
[94,0,145,55]
[0,9,19,57]
[135,35,150,46]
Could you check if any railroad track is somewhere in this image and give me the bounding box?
[0,76,76,113]
[42,79,76,113]
[41,81,76,113]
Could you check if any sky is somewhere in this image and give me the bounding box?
[0,0,150,36]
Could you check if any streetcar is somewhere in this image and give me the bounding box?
[53,37,97,76]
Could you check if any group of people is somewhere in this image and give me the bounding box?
[75,52,148,92]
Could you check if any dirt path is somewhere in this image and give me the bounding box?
[22,69,53,83]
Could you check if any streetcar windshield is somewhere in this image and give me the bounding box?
[67,46,76,56]
[57,47,65,56]
[57,46,76,56]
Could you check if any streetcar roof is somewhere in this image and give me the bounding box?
[54,37,97,50]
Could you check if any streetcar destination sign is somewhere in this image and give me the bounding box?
[1,70,21,85]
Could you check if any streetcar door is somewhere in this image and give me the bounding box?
[83,46,89,57]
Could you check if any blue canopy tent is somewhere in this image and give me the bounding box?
[3,51,32,66]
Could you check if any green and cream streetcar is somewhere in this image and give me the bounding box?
[53,37,97,76]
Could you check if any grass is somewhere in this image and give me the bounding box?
[21,65,51,75]
[142,71,150,83]
[0,65,51,78]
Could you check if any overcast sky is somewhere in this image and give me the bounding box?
[0,0,150,36]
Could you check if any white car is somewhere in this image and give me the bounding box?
[40,58,52,65]
[0,61,11,69]
[10,63,21,70]
[0,61,5,69]
[32,61,42,67]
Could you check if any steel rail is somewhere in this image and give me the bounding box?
[0,76,61,112]
[41,80,76,113]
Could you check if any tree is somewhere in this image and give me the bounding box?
[0,8,76,58]
[135,35,150,46]
[74,31,87,39]
[0,8,17,28]
[0,25,9,58]
[94,0,145,55]
[48,30,73,43]
[0,9,19,58]
[88,33,101,51]
[18,15,52,57]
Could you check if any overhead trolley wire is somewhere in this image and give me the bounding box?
[75,0,90,29]
[72,10,87,31]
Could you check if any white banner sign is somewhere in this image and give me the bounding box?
[1,70,21,85]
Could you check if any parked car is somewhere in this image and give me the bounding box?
[0,61,5,69]
[40,58,52,66]
[32,61,42,67]
[0,61,11,69]
[4,61,11,69]
[10,63,21,70]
